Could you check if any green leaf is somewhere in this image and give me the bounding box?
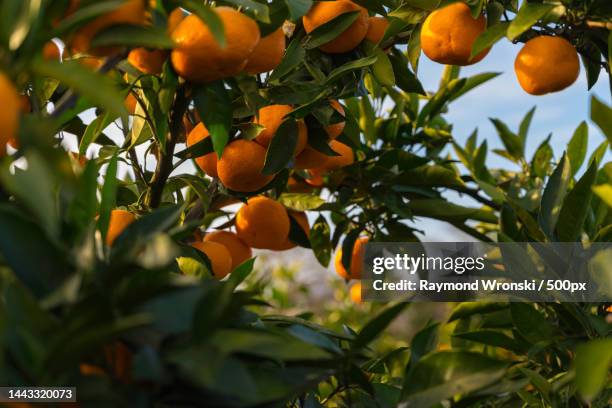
[180,0,225,47]
[401,0,440,10]
[389,50,425,94]
[490,118,523,161]
[310,215,331,267]
[574,339,612,402]
[67,160,99,235]
[98,152,119,246]
[284,0,312,20]
[112,205,183,251]
[510,303,554,344]
[448,302,508,322]
[590,95,612,145]
[453,330,526,353]
[400,351,508,407]
[224,0,270,23]
[470,22,509,59]
[79,112,117,156]
[371,47,395,87]
[507,3,556,40]
[51,0,127,36]
[32,60,126,118]
[303,10,360,50]
[91,24,175,48]
[588,140,608,166]
[194,81,232,158]
[556,160,598,241]
[567,121,588,176]
[353,303,407,349]
[538,154,571,239]
[268,37,305,83]
[402,322,439,392]
[451,72,501,101]
[278,193,325,211]
[518,106,536,144]
[262,119,299,175]
[417,78,466,126]
[227,258,256,289]
[531,135,553,178]
[407,199,497,223]
[326,55,378,85]
[593,184,612,208]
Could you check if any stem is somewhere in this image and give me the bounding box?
[145,85,189,208]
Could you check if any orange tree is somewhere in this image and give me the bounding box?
[0,0,611,406]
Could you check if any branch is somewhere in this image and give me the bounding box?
[145,85,189,208]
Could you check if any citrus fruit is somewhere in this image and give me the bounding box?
[254,105,308,155]
[171,7,261,83]
[244,27,286,74]
[303,0,369,54]
[0,73,20,156]
[349,281,362,303]
[186,122,218,178]
[128,48,167,74]
[204,230,252,270]
[217,139,274,192]
[335,236,369,280]
[191,240,233,279]
[43,41,62,60]
[365,16,389,44]
[326,100,345,139]
[514,35,580,95]
[273,211,310,250]
[420,2,489,66]
[235,196,290,249]
[106,209,136,246]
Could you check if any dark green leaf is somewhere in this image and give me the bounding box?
[353,303,407,349]
[574,339,612,402]
[91,24,175,48]
[567,121,588,176]
[310,215,332,267]
[590,95,612,145]
[538,154,571,238]
[262,119,299,174]
[471,22,508,59]
[556,160,598,241]
[180,0,225,46]
[194,81,232,158]
[303,11,360,50]
[507,3,556,40]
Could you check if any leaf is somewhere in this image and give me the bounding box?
[401,0,440,10]
[112,205,183,251]
[556,160,598,241]
[79,112,116,156]
[490,118,523,161]
[141,286,206,334]
[227,258,256,289]
[51,0,127,36]
[389,50,425,95]
[262,119,299,175]
[180,0,225,47]
[268,37,305,82]
[310,215,332,267]
[98,152,119,246]
[590,95,612,145]
[278,193,325,211]
[510,303,554,344]
[448,302,508,322]
[531,134,552,178]
[567,121,588,176]
[518,106,536,144]
[507,3,556,40]
[399,351,508,407]
[371,47,395,87]
[417,78,466,126]
[90,24,175,48]
[284,0,312,20]
[32,60,126,117]
[194,82,232,158]
[402,322,439,392]
[0,205,69,298]
[574,339,612,402]
[224,0,270,23]
[453,330,526,353]
[67,160,99,235]
[353,303,407,349]
[303,10,360,50]
[538,154,571,239]
[451,72,501,101]
[326,55,378,85]
[593,184,612,208]
[407,199,497,223]
[470,22,509,59]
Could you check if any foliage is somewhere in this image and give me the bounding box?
[0,0,611,407]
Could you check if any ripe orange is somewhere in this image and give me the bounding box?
[186,123,218,178]
[128,48,167,74]
[303,0,369,54]
[326,100,345,139]
[254,105,308,155]
[365,16,389,44]
[124,92,138,114]
[191,241,233,279]
[420,2,489,66]
[7,95,32,149]
[335,236,369,280]
[70,0,147,55]
[304,169,325,187]
[321,140,354,171]
[235,196,290,249]
[244,27,286,74]
[0,73,20,156]
[294,146,328,170]
[514,36,580,95]
[43,41,62,60]
[217,139,274,192]
[349,281,362,303]
[167,8,186,33]
[106,209,136,246]
[273,211,310,250]
[204,230,252,270]
[171,7,261,83]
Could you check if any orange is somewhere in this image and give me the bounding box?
[204,230,252,270]
[321,140,354,171]
[365,16,389,44]
[186,123,219,178]
[128,48,167,74]
[304,169,325,187]
[287,176,316,193]
[254,105,308,155]
[349,281,362,303]
[106,209,136,246]
[70,0,147,56]
[420,2,489,66]
[235,196,290,249]
[124,92,138,114]
[0,73,20,156]
[191,241,233,279]
[514,36,580,95]
[335,236,369,280]
[326,100,345,139]
[167,8,186,33]
[7,95,32,149]
[294,146,328,170]
[171,7,261,83]
[78,56,104,70]
[43,41,62,60]
[273,211,310,250]
[244,27,286,74]
[303,0,369,54]
[217,139,274,192]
